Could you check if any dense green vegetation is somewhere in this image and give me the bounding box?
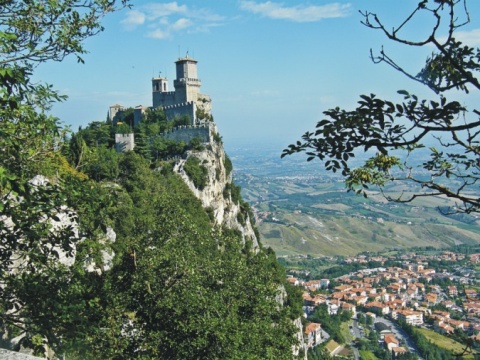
[2,111,302,358]
[356,331,389,360]
[184,156,209,189]
[398,322,456,360]
[62,151,299,358]
[0,1,302,358]
[308,304,351,344]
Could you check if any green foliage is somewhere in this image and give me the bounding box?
[231,183,242,204]
[308,345,332,360]
[205,206,215,222]
[0,0,129,352]
[358,350,377,360]
[184,156,208,190]
[223,183,231,199]
[144,107,167,129]
[61,151,299,359]
[189,136,205,151]
[115,122,131,134]
[283,1,480,214]
[237,210,246,226]
[398,321,453,360]
[224,154,233,177]
[196,107,213,122]
[77,121,115,149]
[0,0,302,356]
[173,114,191,127]
[0,0,128,67]
[308,304,348,344]
[284,282,304,320]
[84,147,120,181]
[213,131,223,144]
[357,312,366,325]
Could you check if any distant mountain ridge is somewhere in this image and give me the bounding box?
[230,147,480,257]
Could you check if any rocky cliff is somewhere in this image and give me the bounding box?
[173,123,259,249]
[173,124,307,357]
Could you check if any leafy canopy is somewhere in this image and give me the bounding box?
[0,1,302,357]
[0,0,128,353]
[282,0,480,214]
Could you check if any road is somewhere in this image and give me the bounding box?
[375,317,419,355]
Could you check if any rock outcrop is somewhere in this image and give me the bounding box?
[173,123,259,249]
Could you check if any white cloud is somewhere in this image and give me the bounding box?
[143,2,187,20]
[239,1,352,22]
[172,18,193,31]
[121,2,224,40]
[453,28,480,47]
[189,8,225,23]
[121,10,146,30]
[147,28,171,40]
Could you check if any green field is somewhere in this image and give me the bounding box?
[359,350,378,360]
[232,147,480,257]
[236,160,480,256]
[258,210,480,257]
[416,328,477,359]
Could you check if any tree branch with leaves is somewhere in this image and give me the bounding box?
[283,0,480,214]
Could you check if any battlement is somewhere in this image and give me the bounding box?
[161,101,196,125]
[162,123,210,134]
[161,123,213,144]
[153,90,176,96]
[175,78,201,83]
[163,101,195,110]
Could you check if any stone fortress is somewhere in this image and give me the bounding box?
[111,56,213,152]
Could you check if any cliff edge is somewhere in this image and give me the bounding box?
[173,123,259,249]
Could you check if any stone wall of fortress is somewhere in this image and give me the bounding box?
[161,123,212,144]
[163,101,196,125]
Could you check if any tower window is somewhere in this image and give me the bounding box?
[163,83,166,91]
[155,83,159,91]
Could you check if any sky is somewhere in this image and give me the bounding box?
[35,0,480,151]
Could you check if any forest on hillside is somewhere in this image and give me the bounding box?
[0,1,303,358]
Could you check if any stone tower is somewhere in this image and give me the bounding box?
[151,56,211,125]
[173,57,201,104]
[152,77,169,93]
[152,76,174,108]
[113,56,212,153]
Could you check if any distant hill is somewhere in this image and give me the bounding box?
[230,145,480,257]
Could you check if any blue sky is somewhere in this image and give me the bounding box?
[35,0,480,149]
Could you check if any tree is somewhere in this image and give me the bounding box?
[366,314,374,326]
[58,150,299,359]
[282,0,480,214]
[357,312,367,326]
[0,0,129,354]
[0,0,128,67]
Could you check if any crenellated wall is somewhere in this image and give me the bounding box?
[114,57,213,152]
[161,123,211,143]
[152,90,176,108]
[163,101,196,125]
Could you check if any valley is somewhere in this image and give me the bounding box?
[228,143,480,257]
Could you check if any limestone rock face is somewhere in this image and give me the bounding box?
[173,124,259,249]
[0,349,44,360]
[293,317,307,359]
